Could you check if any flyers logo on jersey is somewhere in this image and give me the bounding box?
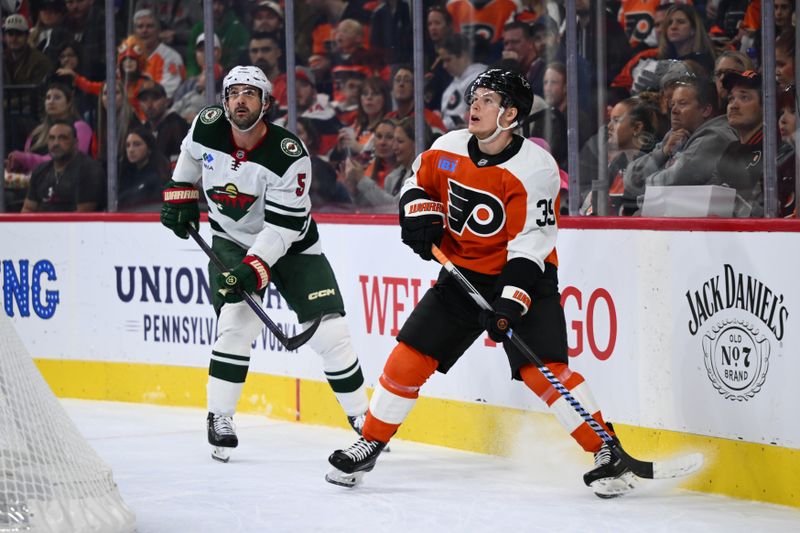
[207,183,257,221]
[447,179,505,237]
[461,23,496,44]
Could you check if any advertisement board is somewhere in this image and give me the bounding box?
[2,219,797,448]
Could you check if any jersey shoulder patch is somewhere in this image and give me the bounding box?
[248,123,309,177]
[193,105,234,152]
[198,106,224,125]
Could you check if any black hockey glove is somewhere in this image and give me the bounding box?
[216,255,271,304]
[161,180,200,239]
[479,288,530,343]
[399,188,445,261]
[481,257,539,343]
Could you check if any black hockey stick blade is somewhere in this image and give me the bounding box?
[430,245,704,482]
[283,313,323,351]
[187,224,321,351]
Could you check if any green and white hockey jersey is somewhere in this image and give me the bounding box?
[172,105,318,267]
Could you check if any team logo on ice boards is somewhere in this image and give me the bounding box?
[200,107,223,124]
[206,183,258,221]
[280,138,303,157]
[686,264,788,401]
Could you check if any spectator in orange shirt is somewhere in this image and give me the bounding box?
[335,76,391,161]
[57,36,154,122]
[343,117,398,209]
[327,18,386,85]
[447,0,519,61]
[133,9,185,98]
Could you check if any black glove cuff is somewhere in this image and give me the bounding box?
[496,257,542,299]
[399,187,432,223]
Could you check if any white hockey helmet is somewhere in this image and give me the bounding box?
[222,65,273,132]
[222,65,273,103]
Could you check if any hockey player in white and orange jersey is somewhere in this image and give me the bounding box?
[326,68,636,498]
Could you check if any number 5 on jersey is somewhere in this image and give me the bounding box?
[296,173,307,196]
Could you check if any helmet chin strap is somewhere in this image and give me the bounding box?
[477,106,518,145]
[224,99,267,133]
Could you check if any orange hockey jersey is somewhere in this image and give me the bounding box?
[401,129,560,276]
[447,0,520,44]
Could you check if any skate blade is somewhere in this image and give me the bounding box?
[325,467,365,488]
[590,471,639,499]
[212,446,232,463]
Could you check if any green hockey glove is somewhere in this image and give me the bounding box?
[217,255,271,304]
[161,181,200,239]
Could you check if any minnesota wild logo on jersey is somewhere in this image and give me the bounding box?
[207,183,258,221]
[281,138,303,157]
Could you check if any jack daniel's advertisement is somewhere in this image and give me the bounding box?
[686,264,789,401]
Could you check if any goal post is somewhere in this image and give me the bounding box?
[0,314,136,533]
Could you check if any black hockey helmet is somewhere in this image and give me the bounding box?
[465,68,533,120]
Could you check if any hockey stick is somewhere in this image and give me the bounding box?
[431,245,703,481]
[187,225,322,351]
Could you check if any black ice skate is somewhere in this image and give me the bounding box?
[207,412,238,463]
[325,437,386,487]
[584,434,639,498]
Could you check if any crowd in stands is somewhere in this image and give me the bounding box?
[2,0,797,218]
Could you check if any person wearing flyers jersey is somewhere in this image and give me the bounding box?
[325,68,636,498]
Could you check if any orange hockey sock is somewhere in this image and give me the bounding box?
[520,363,614,453]
[362,343,438,443]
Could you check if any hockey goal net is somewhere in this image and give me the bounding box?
[0,315,136,532]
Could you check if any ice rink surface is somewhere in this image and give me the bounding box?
[63,400,800,533]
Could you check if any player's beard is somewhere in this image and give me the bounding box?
[230,106,262,131]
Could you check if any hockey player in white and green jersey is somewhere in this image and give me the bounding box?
[161,65,369,462]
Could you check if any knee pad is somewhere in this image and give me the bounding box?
[213,298,265,356]
[305,314,357,371]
